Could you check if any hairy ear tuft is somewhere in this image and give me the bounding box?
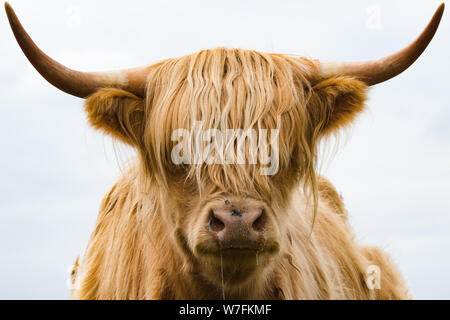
[84,88,145,146]
[308,76,368,136]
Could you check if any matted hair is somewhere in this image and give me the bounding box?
[141,49,320,211]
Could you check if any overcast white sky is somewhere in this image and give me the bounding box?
[0,0,449,299]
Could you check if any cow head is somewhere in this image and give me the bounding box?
[5,3,444,289]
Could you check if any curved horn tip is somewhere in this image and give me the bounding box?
[4,2,17,25]
[4,1,150,98]
[5,2,13,13]
[434,3,445,21]
[318,3,445,86]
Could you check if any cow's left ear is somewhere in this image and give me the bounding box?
[84,88,145,147]
[308,76,368,136]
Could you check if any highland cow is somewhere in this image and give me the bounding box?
[5,2,445,299]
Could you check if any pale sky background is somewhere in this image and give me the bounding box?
[0,0,449,299]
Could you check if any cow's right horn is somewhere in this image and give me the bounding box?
[5,2,150,98]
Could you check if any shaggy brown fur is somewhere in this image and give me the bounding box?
[318,176,348,220]
[70,48,410,300]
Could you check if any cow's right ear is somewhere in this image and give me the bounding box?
[84,88,145,146]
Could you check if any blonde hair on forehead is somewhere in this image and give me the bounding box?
[143,47,320,204]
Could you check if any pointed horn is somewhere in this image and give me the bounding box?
[317,3,445,86]
[5,2,150,98]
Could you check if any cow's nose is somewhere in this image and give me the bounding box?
[208,207,266,245]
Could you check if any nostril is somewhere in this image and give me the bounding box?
[209,211,225,232]
[252,210,266,232]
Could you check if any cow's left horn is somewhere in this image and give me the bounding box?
[5,2,150,98]
[317,3,445,86]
